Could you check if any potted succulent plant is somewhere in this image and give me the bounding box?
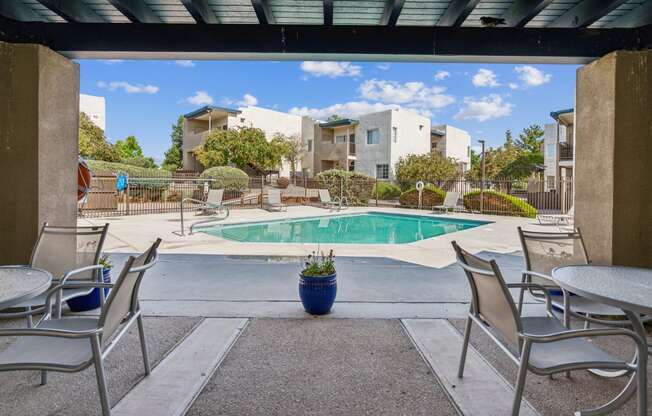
[67,254,112,312]
[299,249,337,315]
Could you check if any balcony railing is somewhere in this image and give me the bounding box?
[559,142,573,161]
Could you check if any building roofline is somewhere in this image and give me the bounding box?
[184,105,241,119]
[319,118,359,128]
[550,108,574,121]
[431,128,445,136]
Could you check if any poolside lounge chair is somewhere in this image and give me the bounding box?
[197,189,224,215]
[266,189,287,212]
[537,205,573,225]
[452,241,647,416]
[318,189,348,211]
[0,239,161,416]
[433,191,461,213]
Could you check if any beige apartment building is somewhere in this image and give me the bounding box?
[430,124,471,172]
[543,108,574,189]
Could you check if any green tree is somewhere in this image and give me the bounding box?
[271,133,306,182]
[498,152,544,179]
[395,152,460,187]
[516,124,544,154]
[327,114,342,122]
[114,135,144,159]
[79,112,121,162]
[162,115,184,171]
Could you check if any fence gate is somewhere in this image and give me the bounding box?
[84,175,118,211]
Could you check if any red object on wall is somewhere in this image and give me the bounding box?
[78,158,92,201]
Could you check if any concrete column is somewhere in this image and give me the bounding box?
[0,42,79,264]
[575,51,652,267]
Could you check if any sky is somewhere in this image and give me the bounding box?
[78,59,579,162]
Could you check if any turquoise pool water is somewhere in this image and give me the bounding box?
[201,212,490,244]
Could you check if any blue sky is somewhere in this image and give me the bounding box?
[78,59,579,162]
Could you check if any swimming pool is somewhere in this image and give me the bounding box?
[200,212,490,244]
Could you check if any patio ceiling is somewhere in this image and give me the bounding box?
[1,0,651,62]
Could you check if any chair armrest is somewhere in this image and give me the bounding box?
[520,327,646,350]
[521,270,557,283]
[59,264,105,284]
[0,327,103,339]
[506,283,553,314]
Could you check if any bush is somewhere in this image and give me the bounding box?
[200,166,249,191]
[373,182,401,200]
[315,169,375,205]
[86,160,170,178]
[395,153,460,190]
[399,184,446,208]
[277,177,290,189]
[463,190,537,218]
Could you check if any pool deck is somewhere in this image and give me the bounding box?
[79,206,555,268]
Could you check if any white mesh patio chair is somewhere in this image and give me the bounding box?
[0,239,161,416]
[318,189,348,210]
[433,191,460,213]
[198,189,224,215]
[452,241,647,416]
[266,189,287,212]
[0,223,109,327]
[537,205,574,225]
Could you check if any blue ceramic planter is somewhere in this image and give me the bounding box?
[299,273,337,315]
[67,268,111,312]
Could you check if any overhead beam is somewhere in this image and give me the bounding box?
[36,0,104,23]
[0,1,45,21]
[548,0,629,28]
[181,0,219,24]
[502,0,553,27]
[437,0,481,27]
[107,0,162,23]
[251,0,274,25]
[606,1,652,28]
[1,18,650,64]
[380,0,405,26]
[323,0,333,26]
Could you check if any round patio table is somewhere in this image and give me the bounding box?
[0,266,52,310]
[552,264,652,416]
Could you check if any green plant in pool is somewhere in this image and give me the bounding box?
[302,249,336,277]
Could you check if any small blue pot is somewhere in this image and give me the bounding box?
[67,268,111,312]
[299,273,337,315]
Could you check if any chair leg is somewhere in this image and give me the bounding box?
[137,314,151,375]
[40,370,47,385]
[637,343,647,416]
[458,317,472,378]
[26,307,33,328]
[517,273,527,314]
[91,335,111,416]
[512,341,532,416]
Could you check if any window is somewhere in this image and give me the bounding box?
[376,164,389,179]
[307,140,313,152]
[392,127,398,143]
[367,129,380,145]
[335,135,347,144]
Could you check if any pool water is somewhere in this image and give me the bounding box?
[201,212,490,244]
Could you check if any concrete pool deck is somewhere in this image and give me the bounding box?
[79,206,556,268]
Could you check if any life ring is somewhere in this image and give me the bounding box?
[78,158,92,201]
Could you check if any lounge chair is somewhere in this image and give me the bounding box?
[537,205,573,225]
[266,189,287,212]
[318,189,348,211]
[0,239,161,416]
[433,191,460,213]
[452,241,647,416]
[197,189,224,215]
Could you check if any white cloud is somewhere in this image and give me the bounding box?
[175,60,195,67]
[97,81,159,94]
[377,63,391,71]
[359,79,455,111]
[101,60,124,65]
[514,65,551,87]
[289,101,402,120]
[183,91,214,106]
[434,70,450,81]
[454,94,513,122]
[472,69,500,87]
[300,61,362,78]
[238,93,258,106]
[508,83,519,90]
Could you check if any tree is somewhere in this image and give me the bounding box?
[162,116,184,171]
[516,124,544,154]
[272,133,306,182]
[498,152,543,179]
[327,114,342,122]
[114,135,144,159]
[79,112,121,162]
[395,152,460,187]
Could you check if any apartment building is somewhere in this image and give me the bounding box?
[430,124,471,171]
[80,93,106,131]
[182,105,313,176]
[307,109,431,180]
[543,108,574,189]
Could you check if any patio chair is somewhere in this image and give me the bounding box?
[197,189,224,216]
[537,205,573,225]
[318,189,348,211]
[0,223,109,327]
[452,241,647,416]
[266,189,287,212]
[0,239,161,416]
[433,191,461,214]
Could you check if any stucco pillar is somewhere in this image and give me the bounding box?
[575,50,652,267]
[0,42,79,264]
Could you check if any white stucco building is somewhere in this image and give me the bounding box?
[543,108,574,190]
[430,124,471,171]
[79,93,106,131]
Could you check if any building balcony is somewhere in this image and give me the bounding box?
[559,142,573,161]
[349,142,356,155]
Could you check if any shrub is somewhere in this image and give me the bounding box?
[277,177,290,189]
[395,153,460,190]
[200,166,249,191]
[373,182,401,200]
[86,160,170,178]
[463,190,537,218]
[399,184,446,208]
[315,169,374,205]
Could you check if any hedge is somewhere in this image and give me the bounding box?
[86,160,170,178]
[373,182,401,200]
[200,166,249,191]
[399,185,446,208]
[315,169,374,205]
[463,190,537,218]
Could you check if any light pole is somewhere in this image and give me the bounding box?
[478,140,486,214]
